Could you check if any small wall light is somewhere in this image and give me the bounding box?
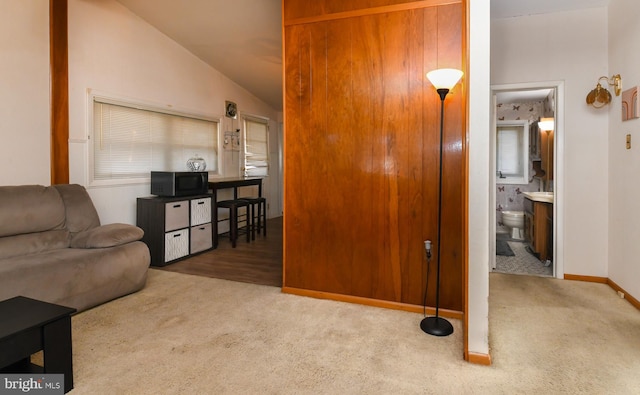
[538,117,554,131]
[586,74,622,108]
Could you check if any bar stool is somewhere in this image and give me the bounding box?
[239,196,267,240]
[217,199,250,247]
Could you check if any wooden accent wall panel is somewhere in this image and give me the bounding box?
[50,0,69,185]
[284,0,459,21]
[283,0,465,311]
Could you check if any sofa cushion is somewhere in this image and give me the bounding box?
[0,230,71,259]
[70,223,144,249]
[0,185,66,237]
[53,184,101,233]
[0,242,150,312]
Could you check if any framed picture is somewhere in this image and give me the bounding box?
[622,86,639,121]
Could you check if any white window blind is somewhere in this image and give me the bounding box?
[93,100,218,181]
[496,127,522,177]
[243,116,269,177]
[495,120,529,185]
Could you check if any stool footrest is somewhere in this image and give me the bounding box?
[217,200,250,247]
[238,197,267,240]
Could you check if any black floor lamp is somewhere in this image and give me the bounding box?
[420,68,463,337]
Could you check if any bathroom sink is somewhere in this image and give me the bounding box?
[522,191,554,203]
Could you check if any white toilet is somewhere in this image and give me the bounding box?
[502,211,525,240]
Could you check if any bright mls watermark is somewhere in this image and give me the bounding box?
[0,375,63,394]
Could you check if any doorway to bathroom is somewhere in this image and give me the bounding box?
[490,81,564,279]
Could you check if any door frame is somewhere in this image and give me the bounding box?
[490,81,564,279]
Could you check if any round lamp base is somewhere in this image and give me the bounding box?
[420,316,454,337]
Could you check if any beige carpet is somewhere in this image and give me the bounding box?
[66,270,640,394]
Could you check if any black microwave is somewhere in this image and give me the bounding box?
[150,171,209,197]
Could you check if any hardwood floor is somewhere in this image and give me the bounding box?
[156,216,283,287]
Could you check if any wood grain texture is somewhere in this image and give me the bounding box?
[541,130,554,181]
[50,0,69,185]
[284,0,461,23]
[283,1,465,311]
[282,286,464,319]
[434,3,464,311]
[461,0,470,365]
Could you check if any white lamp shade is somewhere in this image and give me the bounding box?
[426,68,464,90]
[538,118,554,131]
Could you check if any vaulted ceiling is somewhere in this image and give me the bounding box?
[116,0,283,110]
[115,0,611,112]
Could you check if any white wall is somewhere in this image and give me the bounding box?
[0,0,50,185]
[491,8,609,277]
[607,0,640,300]
[468,0,491,357]
[68,0,280,225]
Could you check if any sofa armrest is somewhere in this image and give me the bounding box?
[70,223,144,249]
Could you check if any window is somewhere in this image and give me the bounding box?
[496,120,529,184]
[243,115,269,177]
[92,97,219,184]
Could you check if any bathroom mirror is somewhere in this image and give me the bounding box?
[496,119,529,184]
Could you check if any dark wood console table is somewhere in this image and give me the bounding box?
[208,177,263,248]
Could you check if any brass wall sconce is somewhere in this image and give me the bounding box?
[586,74,622,108]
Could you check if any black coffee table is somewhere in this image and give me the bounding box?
[0,296,76,393]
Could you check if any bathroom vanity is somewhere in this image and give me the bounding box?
[523,192,553,262]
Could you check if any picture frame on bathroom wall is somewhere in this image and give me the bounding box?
[622,86,639,121]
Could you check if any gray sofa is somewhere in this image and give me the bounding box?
[0,184,150,312]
